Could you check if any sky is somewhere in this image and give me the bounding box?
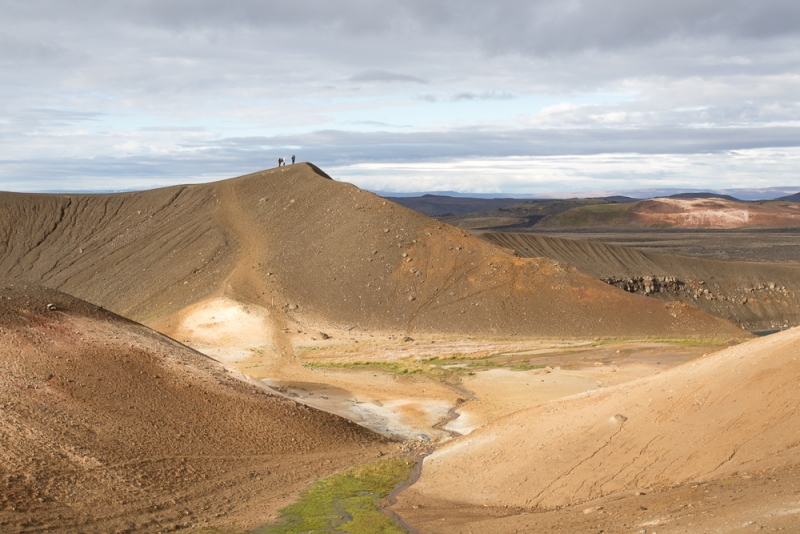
[1,0,800,196]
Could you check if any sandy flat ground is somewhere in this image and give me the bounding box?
[393,326,800,533]
[175,304,727,445]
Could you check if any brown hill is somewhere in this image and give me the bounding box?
[0,283,386,533]
[538,197,800,229]
[482,232,800,333]
[394,325,800,532]
[0,164,747,340]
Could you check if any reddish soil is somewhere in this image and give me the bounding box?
[0,284,388,533]
[631,198,800,228]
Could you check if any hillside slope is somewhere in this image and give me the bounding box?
[0,284,385,533]
[482,232,800,332]
[395,325,800,531]
[538,197,800,229]
[0,164,747,339]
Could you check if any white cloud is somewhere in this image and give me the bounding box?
[1,1,799,193]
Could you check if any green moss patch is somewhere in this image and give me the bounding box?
[255,457,414,534]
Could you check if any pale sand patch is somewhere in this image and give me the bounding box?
[444,363,661,434]
[445,368,599,434]
[349,399,452,440]
[261,368,461,440]
[166,297,274,363]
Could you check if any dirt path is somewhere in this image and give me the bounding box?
[213,180,299,374]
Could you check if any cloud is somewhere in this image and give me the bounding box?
[450,92,517,101]
[349,70,428,84]
[1,0,799,194]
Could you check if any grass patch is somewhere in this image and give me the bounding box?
[589,336,741,349]
[540,203,632,227]
[255,457,414,534]
[305,361,423,376]
[510,363,547,371]
[305,352,557,383]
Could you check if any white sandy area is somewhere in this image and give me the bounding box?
[349,398,452,440]
[445,363,659,434]
[169,297,273,363]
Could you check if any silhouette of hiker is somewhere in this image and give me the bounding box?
[291,155,296,165]
[278,157,285,167]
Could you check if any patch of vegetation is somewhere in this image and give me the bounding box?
[255,458,414,534]
[510,363,547,371]
[540,203,632,227]
[305,361,423,376]
[590,336,740,349]
[306,352,556,382]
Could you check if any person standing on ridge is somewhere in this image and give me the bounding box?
[291,155,296,165]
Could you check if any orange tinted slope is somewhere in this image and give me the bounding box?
[0,284,385,533]
[1,164,747,338]
[539,196,800,228]
[203,165,748,337]
[398,326,800,512]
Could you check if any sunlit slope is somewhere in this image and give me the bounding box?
[0,164,747,338]
[537,197,800,228]
[399,326,800,509]
[0,284,384,532]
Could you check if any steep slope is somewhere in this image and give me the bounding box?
[0,164,747,339]
[482,232,800,332]
[0,283,385,533]
[0,182,234,321]
[394,326,800,531]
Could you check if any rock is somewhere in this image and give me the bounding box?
[319,332,331,340]
[403,336,414,342]
[408,295,416,301]
[287,304,298,310]
[46,303,57,311]
[611,414,628,424]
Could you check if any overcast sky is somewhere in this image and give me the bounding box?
[2,0,800,195]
